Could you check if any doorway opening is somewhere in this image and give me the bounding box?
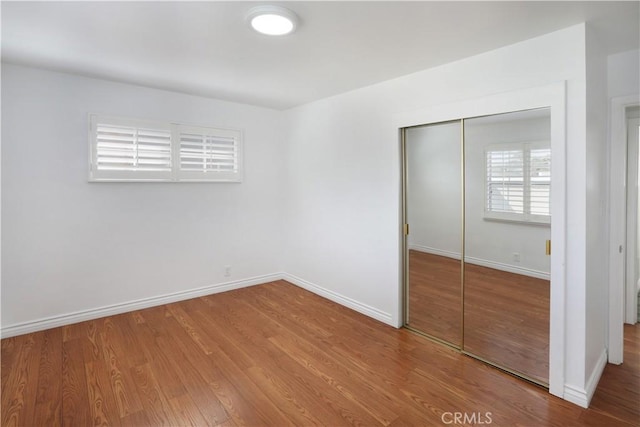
[625,110,640,325]
[608,98,640,365]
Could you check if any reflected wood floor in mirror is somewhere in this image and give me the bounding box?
[407,250,462,345]
[408,250,549,384]
[464,262,550,384]
[1,280,637,426]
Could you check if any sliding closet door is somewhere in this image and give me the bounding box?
[405,121,462,347]
[463,109,551,385]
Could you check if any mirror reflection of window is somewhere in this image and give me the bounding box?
[485,142,550,223]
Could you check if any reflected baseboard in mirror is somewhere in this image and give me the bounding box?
[463,263,550,385]
[407,250,462,346]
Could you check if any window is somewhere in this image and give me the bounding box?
[89,114,242,182]
[485,141,550,224]
[177,125,241,182]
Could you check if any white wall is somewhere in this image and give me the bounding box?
[284,24,590,399]
[608,49,640,98]
[406,122,462,258]
[0,60,3,333]
[1,64,286,331]
[584,26,609,393]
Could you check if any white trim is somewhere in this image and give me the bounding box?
[483,211,551,225]
[408,244,461,260]
[1,272,395,339]
[608,94,640,364]
[465,256,550,281]
[563,350,608,408]
[563,385,587,408]
[395,81,566,398]
[625,117,640,325]
[0,273,283,338]
[282,273,395,326]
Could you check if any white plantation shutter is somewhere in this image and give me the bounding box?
[89,115,242,182]
[485,142,550,224]
[178,125,242,181]
[529,148,551,216]
[95,125,172,171]
[486,149,525,214]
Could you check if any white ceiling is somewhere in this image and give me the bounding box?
[2,1,639,110]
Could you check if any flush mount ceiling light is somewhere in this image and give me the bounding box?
[247,5,298,36]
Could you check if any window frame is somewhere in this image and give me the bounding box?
[484,140,550,225]
[88,114,243,183]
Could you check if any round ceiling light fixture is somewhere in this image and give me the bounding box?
[247,5,298,36]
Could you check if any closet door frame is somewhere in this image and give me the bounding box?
[396,82,566,398]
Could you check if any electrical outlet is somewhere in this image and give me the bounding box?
[224,265,232,277]
[513,253,520,262]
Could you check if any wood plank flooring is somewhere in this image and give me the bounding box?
[2,280,638,426]
[408,250,549,383]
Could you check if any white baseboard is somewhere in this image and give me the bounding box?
[0,273,284,338]
[563,349,607,408]
[564,385,589,408]
[465,256,550,280]
[282,273,394,327]
[408,245,550,280]
[408,244,461,260]
[2,272,395,338]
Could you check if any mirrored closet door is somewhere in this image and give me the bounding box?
[403,108,551,386]
[462,109,551,385]
[405,121,462,348]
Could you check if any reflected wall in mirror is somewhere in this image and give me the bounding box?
[406,121,462,347]
[463,108,551,385]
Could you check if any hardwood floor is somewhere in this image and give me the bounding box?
[2,280,638,426]
[408,250,549,384]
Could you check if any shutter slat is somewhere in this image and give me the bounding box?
[178,129,238,174]
[95,122,172,173]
